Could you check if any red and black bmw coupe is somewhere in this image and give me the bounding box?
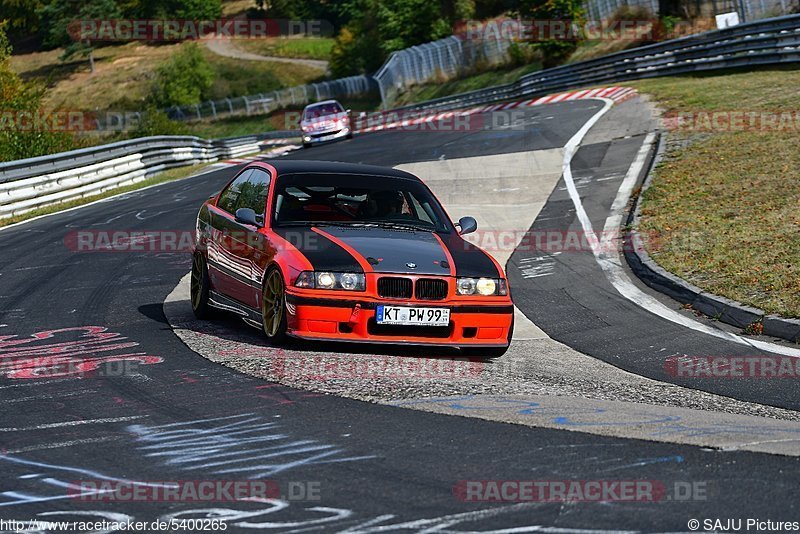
[192,160,514,356]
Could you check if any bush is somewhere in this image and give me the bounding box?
[149,43,215,108]
[129,107,190,137]
[517,0,586,68]
[139,0,222,19]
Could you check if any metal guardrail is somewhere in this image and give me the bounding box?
[2,14,798,220]
[0,132,298,219]
[373,35,515,108]
[389,13,800,113]
[163,75,375,122]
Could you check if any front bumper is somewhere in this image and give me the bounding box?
[284,291,513,347]
[302,126,351,145]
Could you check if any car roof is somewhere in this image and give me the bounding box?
[303,100,341,109]
[250,160,421,182]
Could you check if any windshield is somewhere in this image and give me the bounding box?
[272,174,451,232]
[303,102,344,119]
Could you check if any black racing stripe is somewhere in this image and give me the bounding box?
[286,294,512,314]
[272,227,363,273]
[319,226,451,275]
[440,233,501,278]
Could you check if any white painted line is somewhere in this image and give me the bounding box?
[561,100,800,358]
[7,436,121,453]
[0,415,146,432]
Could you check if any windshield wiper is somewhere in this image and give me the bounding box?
[347,221,434,232]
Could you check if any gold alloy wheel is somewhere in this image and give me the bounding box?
[262,269,285,338]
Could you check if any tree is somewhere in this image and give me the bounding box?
[137,0,222,19]
[149,42,214,107]
[0,0,44,36]
[517,0,585,67]
[38,0,123,72]
[0,23,76,162]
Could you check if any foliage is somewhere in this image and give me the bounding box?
[0,23,76,162]
[0,0,45,35]
[149,43,215,107]
[136,0,222,19]
[517,0,585,68]
[129,106,190,137]
[38,0,122,63]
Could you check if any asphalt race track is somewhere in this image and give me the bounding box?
[1,96,798,532]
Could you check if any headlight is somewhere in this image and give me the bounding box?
[317,272,336,289]
[457,277,507,296]
[476,278,496,296]
[294,271,365,291]
[457,278,477,295]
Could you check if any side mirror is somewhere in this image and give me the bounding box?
[457,216,478,235]
[235,207,260,227]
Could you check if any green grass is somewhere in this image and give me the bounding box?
[391,62,542,107]
[237,38,335,61]
[184,114,278,139]
[10,42,325,112]
[201,47,324,101]
[0,161,220,228]
[630,67,800,319]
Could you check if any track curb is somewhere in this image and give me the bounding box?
[623,132,800,344]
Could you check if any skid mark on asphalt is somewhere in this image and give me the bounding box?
[127,413,377,478]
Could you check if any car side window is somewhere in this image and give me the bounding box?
[236,169,271,225]
[217,169,253,214]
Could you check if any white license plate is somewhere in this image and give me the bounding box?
[376,305,450,326]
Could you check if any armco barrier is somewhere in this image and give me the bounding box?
[387,13,800,112]
[0,132,298,219]
[2,14,798,219]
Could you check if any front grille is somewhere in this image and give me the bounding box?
[415,278,448,300]
[378,277,413,299]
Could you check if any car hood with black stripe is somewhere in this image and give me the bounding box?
[272,225,501,278]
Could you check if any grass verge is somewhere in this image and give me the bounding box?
[391,62,542,107]
[11,42,324,112]
[0,160,222,228]
[630,67,800,319]
[237,38,335,61]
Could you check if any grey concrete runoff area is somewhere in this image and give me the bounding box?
[165,95,800,457]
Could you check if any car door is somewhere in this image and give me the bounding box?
[208,169,253,304]
[231,168,272,310]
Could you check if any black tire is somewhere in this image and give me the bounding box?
[346,131,353,140]
[262,267,288,344]
[190,253,216,319]
[303,142,311,149]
